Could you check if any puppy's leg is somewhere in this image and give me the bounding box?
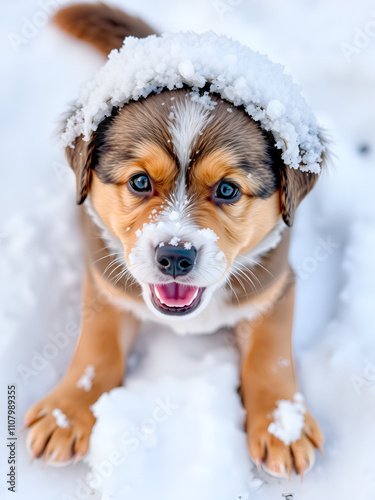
[236,276,324,478]
[25,271,139,465]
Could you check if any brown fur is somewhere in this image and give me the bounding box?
[25,3,325,476]
[236,277,324,476]
[65,87,317,227]
[25,272,139,463]
[280,167,318,226]
[53,2,156,55]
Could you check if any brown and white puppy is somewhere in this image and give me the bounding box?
[25,3,325,478]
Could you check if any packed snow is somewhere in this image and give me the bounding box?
[86,349,254,500]
[52,409,70,429]
[278,356,291,368]
[61,32,325,173]
[215,250,225,261]
[267,393,306,446]
[1,0,375,499]
[76,365,95,392]
[169,236,180,246]
[197,228,219,241]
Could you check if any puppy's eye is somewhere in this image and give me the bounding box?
[214,180,241,203]
[129,173,152,193]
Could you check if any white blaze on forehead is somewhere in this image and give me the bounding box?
[168,99,212,169]
[143,96,216,238]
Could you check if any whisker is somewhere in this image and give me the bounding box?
[106,261,127,280]
[230,266,258,294]
[92,251,122,265]
[224,275,240,305]
[103,256,126,275]
[228,269,248,295]
[227,250,273,277]
[113,269,128,286]
[230,261,261,286]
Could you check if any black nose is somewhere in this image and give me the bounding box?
[155,244,197,278]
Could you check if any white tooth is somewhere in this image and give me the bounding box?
[154,287,175,307]
[154,286,162,301]
[186,289,199,306]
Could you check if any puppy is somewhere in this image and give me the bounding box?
[25,3,325,477]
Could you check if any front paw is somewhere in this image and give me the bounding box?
[247,397,324,478]
[24,393,96,466]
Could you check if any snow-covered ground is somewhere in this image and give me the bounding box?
[1,0,375,498]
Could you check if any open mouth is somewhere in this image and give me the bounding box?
[149,283,205,315]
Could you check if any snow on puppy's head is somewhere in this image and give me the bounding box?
[61,31,325,174]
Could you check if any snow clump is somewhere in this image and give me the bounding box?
[61,32,325,173]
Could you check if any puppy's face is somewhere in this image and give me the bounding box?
[67,89,318,319]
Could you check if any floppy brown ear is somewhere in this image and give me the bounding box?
[63,109,118,204]
[279,166,319,227]
[65,135,95,205]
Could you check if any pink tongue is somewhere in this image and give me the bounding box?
[154,283,199,306]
